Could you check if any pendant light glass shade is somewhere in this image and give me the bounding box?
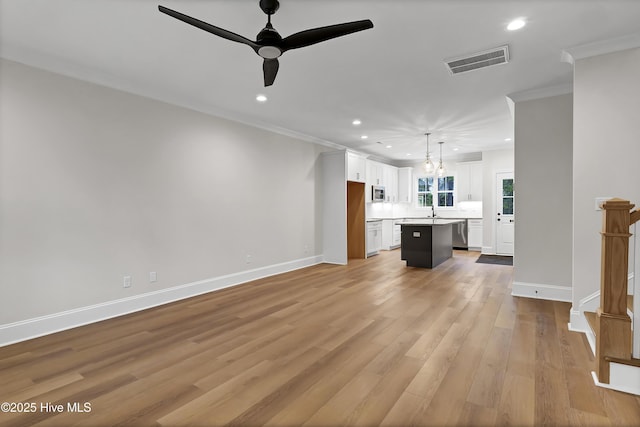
[424,133,435,175]
[436,141,446,177]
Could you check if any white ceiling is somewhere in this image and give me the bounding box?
[2,0,640,163]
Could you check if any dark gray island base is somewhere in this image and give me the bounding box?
[399,220,462,268]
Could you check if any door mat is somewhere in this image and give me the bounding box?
[476,254,513,266]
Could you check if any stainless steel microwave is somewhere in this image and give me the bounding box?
[372,185,385,202]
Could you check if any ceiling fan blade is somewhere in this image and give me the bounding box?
[263,58,279,87]
[158,5,258,49]
[281,20,373,51]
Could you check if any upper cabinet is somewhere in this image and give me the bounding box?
[457,161,483,202]
[397,167,413,203]
[366,160,384,187]
[383,165,398,202]
[365,160,399,203]
[347,152,366,183]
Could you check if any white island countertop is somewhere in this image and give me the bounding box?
[396,219,464,226]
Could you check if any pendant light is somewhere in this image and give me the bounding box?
[424,132,435,175]
[436,141,446,177]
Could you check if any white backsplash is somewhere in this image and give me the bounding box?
[367,200,482,219]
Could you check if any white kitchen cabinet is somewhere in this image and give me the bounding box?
[381,219,402,250]
[398,168,413,203]
[366,160,383,186]
[392,222,402,248]
[383,165,398,202]
[365,160,382,203]
[367,221,382,256]
[366,160,399,203]
[457,161,483,202]
[347,152,366,183]
[468,219,483,250]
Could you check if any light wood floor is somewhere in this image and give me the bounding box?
[1,250,639,426]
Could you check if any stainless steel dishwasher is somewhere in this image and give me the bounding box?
[452,219,468,249]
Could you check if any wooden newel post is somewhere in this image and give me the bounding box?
[596,198,633,383]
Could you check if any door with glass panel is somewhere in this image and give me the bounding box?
[496,172,514,256]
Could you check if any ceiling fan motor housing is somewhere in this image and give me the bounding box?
[257,23,283,58]
[259,0,280,15]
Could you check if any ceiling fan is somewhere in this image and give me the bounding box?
[158,0,374,87]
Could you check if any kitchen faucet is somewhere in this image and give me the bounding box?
[431,205,438,218]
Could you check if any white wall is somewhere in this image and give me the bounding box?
[513,94,573,300]
[0,59,326,331]
[481,149,514,254]
[572,47,640,306]
[322,151,347,264]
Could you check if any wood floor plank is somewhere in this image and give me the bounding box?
[345,355,423,426]
[302,370,382,426]
[379,391,424,427]
[1,249,639,427]
[497,373,535,426]
[457,402,498,427]
[466,326,513,408]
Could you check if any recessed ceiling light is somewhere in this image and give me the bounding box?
[256,94,267,102]
[505,138,512,142]
[406,153,412,156]
[352,119,362,126]
[507,18,526,31]
[361,135,368,140]
[453,148,459,151]
[386,145,392,149]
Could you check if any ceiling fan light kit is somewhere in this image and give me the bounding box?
[158,0,373,86]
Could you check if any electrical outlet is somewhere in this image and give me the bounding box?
[304,245,309,254]
[123,276,131,288]
[246,254,252,264]
[149,272,157,283]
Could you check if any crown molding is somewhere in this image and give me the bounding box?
[506,84,573,104]
[561,33,640,65]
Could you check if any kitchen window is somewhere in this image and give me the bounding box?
[417,177,434,207]
[438,176,455,207]
[416,176,455,208]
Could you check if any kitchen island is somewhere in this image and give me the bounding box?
[397,219,463,268]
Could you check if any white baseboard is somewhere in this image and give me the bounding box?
[592,364,640,396]
[568,307,587,333]
[578,290,601,311]
[0,255,324,347]
[511,281,572,302]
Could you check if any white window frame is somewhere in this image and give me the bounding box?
[415,174,457,209]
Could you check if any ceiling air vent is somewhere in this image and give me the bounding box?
[445,45,509,75]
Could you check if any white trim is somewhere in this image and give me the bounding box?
[512,281,572,302]
[0,255,323,347]
[578,290,601,312]
[562,33,640,65]
[591,364,640,396]
[568,307,587,333]
[568,290,601,334]
[506,84,573,103]
[632,222,639,358]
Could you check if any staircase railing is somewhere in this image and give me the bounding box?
[596,198,640,383]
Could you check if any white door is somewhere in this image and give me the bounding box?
[496,172,514,256]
